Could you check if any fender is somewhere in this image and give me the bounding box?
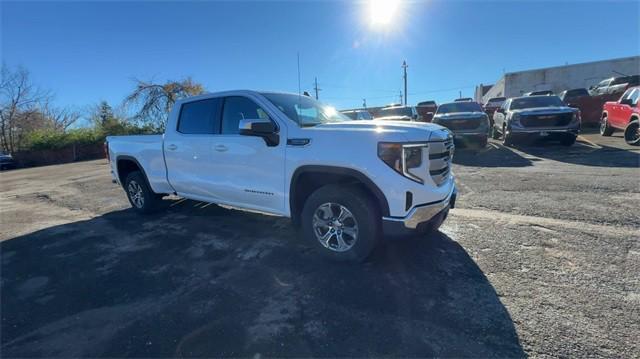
[290,165,390,217]
[115,155,154,191]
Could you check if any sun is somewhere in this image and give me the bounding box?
[368,0,402,27]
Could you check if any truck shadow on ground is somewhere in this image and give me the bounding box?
[453,143,534,168]
[1,200,524,358]
[512,137,640,168]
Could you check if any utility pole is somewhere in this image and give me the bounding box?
[402,60,408,106]
[399,90,403,105]
[459,90,462,99]
[313,77,321,100]
[362,98,367,108]
[297,52,301,95]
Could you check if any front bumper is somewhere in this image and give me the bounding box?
[382,184,457,235]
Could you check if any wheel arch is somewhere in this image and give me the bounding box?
[289,165,390,226]
[115,155,152,190]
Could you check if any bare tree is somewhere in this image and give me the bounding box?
[0,65,51,153]
[124,77,205,131]
[42,104,80,131]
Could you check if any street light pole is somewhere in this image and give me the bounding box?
[402,60,408,106]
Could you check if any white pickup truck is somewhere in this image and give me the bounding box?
[106,91,457,261]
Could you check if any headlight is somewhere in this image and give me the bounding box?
[510,113,520,123]
[377,142,428,183]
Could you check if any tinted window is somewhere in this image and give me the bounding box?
[221,96,270,134]
[510,96,564,110]
[177,98,221,134]
[379,107,413,117]
[564,89,589,99]
[436,102,483,113]
[341,111,358,120]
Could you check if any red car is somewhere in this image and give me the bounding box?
[601,86,640,145]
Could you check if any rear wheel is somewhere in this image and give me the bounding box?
[124,171,163,214]
[624,120,640,146]
[600,116,614,136]
[301,184,380,262]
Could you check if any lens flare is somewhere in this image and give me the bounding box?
[369,0,401,26]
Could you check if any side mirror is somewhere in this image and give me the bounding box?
[239,118,279,146]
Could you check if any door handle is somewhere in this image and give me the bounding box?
[167,144,178,151]
[214,145,228,152]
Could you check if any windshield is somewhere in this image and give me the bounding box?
[437,102,483,113]
[510,95,564,110]
[378,107,413,117]
[487,97,506,104]
[565,89,589,98]
[261,93,349,126]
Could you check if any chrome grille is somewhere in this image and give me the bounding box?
[428,135,454,186]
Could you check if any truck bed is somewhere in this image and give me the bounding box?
[106,135,174,194]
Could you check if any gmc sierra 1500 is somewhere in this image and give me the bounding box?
[106,91,457,261]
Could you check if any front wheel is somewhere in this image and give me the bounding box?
[502,125,513,146]
[600,116,614,136]
[301,184,380,262]
[560,133,577,146]
[124,171,163,214]
[624,120,640,146]
[491,123,501,139]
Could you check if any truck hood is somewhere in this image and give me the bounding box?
[305,120,452,142]
[511,107,576,115]
[433,111,486,120]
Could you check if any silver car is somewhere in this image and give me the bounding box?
[492,95,581,146]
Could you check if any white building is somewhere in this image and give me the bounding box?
[476,56,640,103]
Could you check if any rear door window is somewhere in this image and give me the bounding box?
[177,98,222,134]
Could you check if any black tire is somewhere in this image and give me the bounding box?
[491,123,501,139]
[600,116,614,136]
[301,184,380,262]
[502,124,513,146]
[477,136,488,148]
[124,171,163,214]
[560,133,577,146]
[624,120,640,146]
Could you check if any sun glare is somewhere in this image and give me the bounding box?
[369,0,401,27]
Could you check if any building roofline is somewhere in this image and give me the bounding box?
[504,56,640,77]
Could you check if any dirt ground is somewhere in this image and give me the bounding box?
[1,130,639,357]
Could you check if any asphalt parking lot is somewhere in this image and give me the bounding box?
[1,130,639,357]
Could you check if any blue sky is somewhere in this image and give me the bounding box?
[2,0,639,118]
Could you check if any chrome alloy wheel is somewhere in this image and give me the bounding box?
[312,203,359,252]
[127,180,144,208]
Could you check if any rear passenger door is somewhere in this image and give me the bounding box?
[164,97,221,198]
